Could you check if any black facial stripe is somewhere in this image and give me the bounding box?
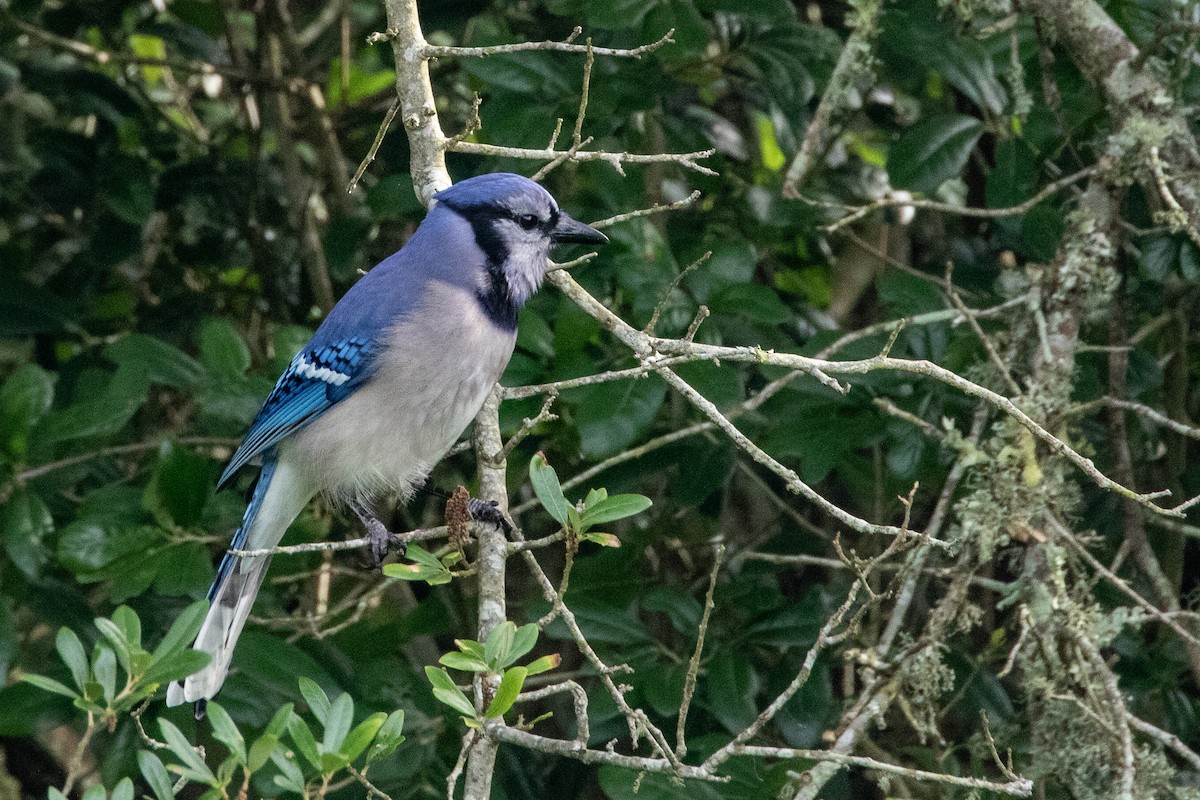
[441,201,519,331]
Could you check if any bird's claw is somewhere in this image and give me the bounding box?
[363,516,405,568]
[467,497,514,534]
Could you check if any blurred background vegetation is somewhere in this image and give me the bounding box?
[4,0,1200,797]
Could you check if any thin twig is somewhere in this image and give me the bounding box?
[229,525,449,557]
[490,393,558,465]
[732,745,1033,796]
[1049,516,1200,649]
[675,544,723,758]
[414,29,675,59]
[1148,145,1200,249]
[645,251,711,335]
[15,436,239,484]
[348,98,400,193]
[1127,713,1200,771]
[447,140,716,176]
[944,262,1022,395]
[820,164,1102,233]
[592,191,702,229]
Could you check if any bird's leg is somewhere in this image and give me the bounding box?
[349,497,404,567]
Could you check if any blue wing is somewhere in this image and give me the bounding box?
[218,336,378,487]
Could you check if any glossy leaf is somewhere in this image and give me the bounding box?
[137,751,176,800]
[205,702,247,765]
[298,677,331,725]
[425,667,476,718]
[484,666,527,718]
[579,494,653,528]
[529,453,570,525]
[888,114,983,194]
[56,628,89,693]
[339,712,387,762]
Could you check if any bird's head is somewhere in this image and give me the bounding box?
[433,173,607,321]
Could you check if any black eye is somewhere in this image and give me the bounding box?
[518,214,539,230]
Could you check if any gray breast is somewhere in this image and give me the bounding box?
[285,281,517,499]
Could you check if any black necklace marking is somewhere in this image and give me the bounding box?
[440,201,530,331]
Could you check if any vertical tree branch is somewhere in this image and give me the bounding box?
[781,0,883,197]
[380,0,451,204]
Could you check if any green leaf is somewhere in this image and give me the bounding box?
[365,710,405,763]
[94,617,131,677]
[925,35,1007,114]
[41,364,149,443]
[138,751,176,800]
[704,649,759,733]
[339,712,386,762]
[265,702,295,738]
[382,543,458,584]
[888,114,983,194]
[143,445,214,529]
[425,666,476,718]
[1182,240,1200,281]
[199,318,251,378]
[111,606,142,653]
[524,654,561,676]
[286,713,322,770]
[439,652,491,673]
[56,521,146,576]
[247,703,293,772]
[509,623,539,665]
[529,453,570,526]
[710,284,793,325]
[1141,235,1178,282]
[455,639,487,662]
[298,677,331,725]
[205,702,247,765]
[19,673,79,699]
[322,692,354,754]
[2,488,53,579]
[141,649,210,687]
[327,60,396,106]
[581,532,621,548]
[754,112,786,171]
[484,621,516,669]
[106,334,205,390]
[111,776,135,800]
[159,719,216,784]
[100,155,155,224]
[247,736,282,775]
[0,363,54,461]
[153,600,209,659]
[93,646,117,703]
[573,379,667,459]
[271,749,306,793]
[56,628,90,693]
[579,495,653,528]
[484,666,527,718]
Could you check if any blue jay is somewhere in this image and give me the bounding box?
[167,173,606,707]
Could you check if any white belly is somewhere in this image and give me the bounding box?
[285,282,516,499]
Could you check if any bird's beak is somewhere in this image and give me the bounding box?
[551,212,608,245]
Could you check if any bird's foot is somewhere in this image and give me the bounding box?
[366,517,405,567]
[351,500,405,568]
[467,497,514,534]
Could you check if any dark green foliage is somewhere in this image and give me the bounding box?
[5,0,1200,797]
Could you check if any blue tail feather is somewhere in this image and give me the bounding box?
[209,457,278,602]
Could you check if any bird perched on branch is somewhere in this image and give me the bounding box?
[167,173,606,708]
